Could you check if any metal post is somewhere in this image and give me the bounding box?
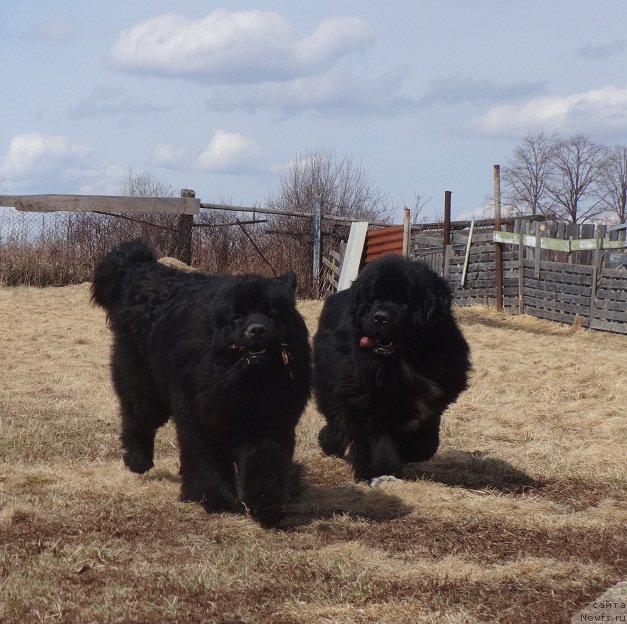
[312,195,322,293]
[493,166,503,311]
[442,191,451,276]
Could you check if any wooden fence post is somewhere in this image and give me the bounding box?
[589,227,604,328]
[460,219,475,288]
[534,221,543,279]
[171,189,195,265]
[444,244,453,282]
[493,165,503,311]
[312,195,322,293]
[402,207,411,257]
[518,226,525,313]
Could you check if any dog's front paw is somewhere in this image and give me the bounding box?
[318,424,346,457]
[123,449,154,474]
[245,501,286,528]
[236,440,296,527]
[369,474,403,488]
[180,481,241,514]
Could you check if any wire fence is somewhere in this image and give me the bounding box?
[0,207,349,295]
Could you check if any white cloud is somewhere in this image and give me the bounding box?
[293,16,373,68]
[0,133,89,178]
[205,66,414,116]
[474,85,627,136]
[196,130,262,173]
[0,132,123,194]
[107,10,373,84]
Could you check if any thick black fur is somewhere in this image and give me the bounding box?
[91,239,311,526]
[313,254,470,482]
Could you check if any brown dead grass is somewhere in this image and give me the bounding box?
[0,284,625,623]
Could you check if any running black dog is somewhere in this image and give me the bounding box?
[92,240,311,526]
[313,254,470,482]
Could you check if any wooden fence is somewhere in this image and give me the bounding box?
[320,246,345,297]
[442,219,627,334]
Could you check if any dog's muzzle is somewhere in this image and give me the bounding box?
[229,342,295,378]
[359,335,397,357]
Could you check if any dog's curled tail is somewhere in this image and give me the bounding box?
[91,239,156,309]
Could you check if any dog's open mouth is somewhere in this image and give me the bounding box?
[229,343,294,377]
[230,345,267,366]
[359,336,396,357]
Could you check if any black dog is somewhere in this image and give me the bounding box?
[313,254,470,482]
[91,240,311,526]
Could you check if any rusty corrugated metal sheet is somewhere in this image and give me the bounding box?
[363,225,404,263]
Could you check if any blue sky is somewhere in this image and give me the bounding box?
[1,1,627,222]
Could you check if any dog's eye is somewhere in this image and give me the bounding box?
[232,314,244,323]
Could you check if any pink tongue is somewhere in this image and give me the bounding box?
[359,336,376,348]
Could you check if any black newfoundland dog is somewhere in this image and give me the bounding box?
[313,254,470,482]
[92,240,311,526]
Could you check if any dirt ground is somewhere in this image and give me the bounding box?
[1,281,625,623]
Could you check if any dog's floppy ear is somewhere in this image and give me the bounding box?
[429,280,453,321]
[276,271,298,298]
[413,277,452,326]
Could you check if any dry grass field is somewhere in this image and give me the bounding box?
[1,279,625,623]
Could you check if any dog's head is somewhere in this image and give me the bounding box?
[212,272,308,374]
[350,255,452,357]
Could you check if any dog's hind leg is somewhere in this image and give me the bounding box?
[119,394,168,474]
[235,436,298,527]
[112,350,168,474]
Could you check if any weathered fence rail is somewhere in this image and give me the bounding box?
[1,194,200,214]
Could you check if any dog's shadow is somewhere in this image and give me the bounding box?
[284,481,414,529]
[403,449,541,493]
[283,449,539,528]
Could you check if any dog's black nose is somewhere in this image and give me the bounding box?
[244,323,268,338]
[373,310,389,325]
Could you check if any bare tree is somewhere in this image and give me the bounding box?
[411,192,433,225]
[502,132,557,216]
[266,147,391,222]
[118,169,189,259]
[263,148,392,294]
[546,134,606,223]
[120,169,176,198]
[597,144,627,223]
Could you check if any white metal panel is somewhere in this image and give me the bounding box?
[337,221,368,291]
